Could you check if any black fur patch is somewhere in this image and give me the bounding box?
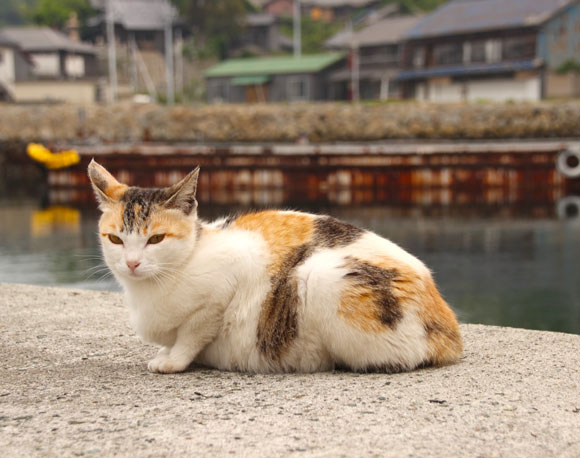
[343,257,402,328]
[335,360,432,373]
[314,216,364,248]
[120,187,166,232]
[257,244,313,361]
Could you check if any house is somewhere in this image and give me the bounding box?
[1,27,98,79]
[263,0,295,17]
[205,53,345,103]
[86,0,186,97]
[233,13,293,55]
[325,14,424,100]
[1,27,100,103]
[0,32,33,100]
[398,0,580,102]
[87,0,183,52]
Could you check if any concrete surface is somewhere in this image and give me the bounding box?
[1,283,579,457]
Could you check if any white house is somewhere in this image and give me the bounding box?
[0,27,101,103]
[0,32,33,100]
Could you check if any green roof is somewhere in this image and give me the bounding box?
[205,53,345,78]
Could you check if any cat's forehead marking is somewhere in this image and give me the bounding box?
[121,187,166,233]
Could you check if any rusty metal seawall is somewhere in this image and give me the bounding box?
[44,141,580,211]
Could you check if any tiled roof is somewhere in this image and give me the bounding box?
[205,53,345,78]
[406,0,577,39]
[0,32,17,48]
[0,27,95,54]
[326,14,424,48]
[89,0,179,31]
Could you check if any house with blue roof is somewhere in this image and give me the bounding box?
[398,0,580,102]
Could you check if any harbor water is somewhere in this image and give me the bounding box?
[0,196,578,335]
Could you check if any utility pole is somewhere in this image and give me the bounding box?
[106,0,118,103]
[293,0,301,58]
[349,20,359,102]
[164,0,175,105]
[175,27,184,97]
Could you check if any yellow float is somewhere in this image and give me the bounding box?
[27,143,80,169]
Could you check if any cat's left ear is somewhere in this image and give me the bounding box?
[88,159,127,209]
[162,166,200,215]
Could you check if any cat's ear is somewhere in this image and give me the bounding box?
[162,166,200,215]
[87,159,127,209]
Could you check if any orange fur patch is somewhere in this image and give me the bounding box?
[147,209,193,239]
[98,202,124,233]
[337,254,462,366]
[420,277,463,366]
[339,287,388,333]
[232,211,315,271]
[338,257,403,333]
[370,256,462,365]
[104,184,127,201]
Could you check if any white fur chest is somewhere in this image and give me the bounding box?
[125,284,188,346]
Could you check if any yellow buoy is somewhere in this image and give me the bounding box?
[27,143,80,170]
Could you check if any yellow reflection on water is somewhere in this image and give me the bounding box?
[31,206,81,237]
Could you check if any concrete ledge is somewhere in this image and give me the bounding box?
[3,102,580,142]
[1,283,579,457]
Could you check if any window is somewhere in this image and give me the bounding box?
[434,43,463,65]
[470,41,486,63]
[485,40,502,63]
[287,76,309,101]
[359,45,399,65]
[502,36,536,61]
[209,80,228,102]
[412,47,425,68]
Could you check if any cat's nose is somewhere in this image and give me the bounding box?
[127,260,141,273]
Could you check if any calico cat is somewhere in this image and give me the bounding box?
[88,160,462,374]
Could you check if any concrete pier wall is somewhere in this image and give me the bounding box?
[2,102,580,143]
[1,283,579,457]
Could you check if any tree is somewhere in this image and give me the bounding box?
[0,0,35,26]
[386,0,447,13]
[172,0,249,59]
[28,0,95,30]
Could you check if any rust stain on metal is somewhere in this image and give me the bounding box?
[43,142,579,207]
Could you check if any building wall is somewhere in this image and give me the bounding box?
[538,2,580,70]
[0,46,15,83]
[545,71,580,98]
[417,74,541,102]
[207,73,327,103]
[265,0,293,16]
[12,80,98,104]
[13,49,32,81]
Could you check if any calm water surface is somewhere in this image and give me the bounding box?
[0,198,578,334]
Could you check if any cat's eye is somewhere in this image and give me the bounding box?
[108,234,123,245]
[147,234,165,245]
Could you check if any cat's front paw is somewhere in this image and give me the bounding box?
[147,355,190,374]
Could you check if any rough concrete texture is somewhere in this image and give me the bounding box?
[2,102,580,143]
[1,283,579,457]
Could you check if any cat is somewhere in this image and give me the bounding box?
[88,160,462,374]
